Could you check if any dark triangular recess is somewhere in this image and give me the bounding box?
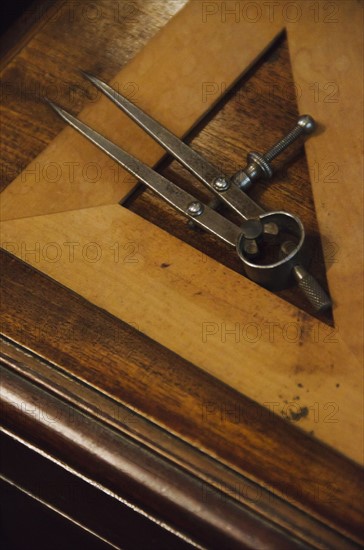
[126,33,333,325]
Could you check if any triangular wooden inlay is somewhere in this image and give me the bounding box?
[126,34,332,322]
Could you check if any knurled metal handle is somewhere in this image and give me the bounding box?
[293,265,332,312]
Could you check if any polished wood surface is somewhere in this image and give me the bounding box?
[3,201,361,462]
[1,256,363,547]
[286,4,363,361]
[1,1,363,548]
[1,0,327,319]
[1,0,283,219]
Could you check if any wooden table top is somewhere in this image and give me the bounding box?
[1,1,363,548]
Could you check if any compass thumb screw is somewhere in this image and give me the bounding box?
[232,115,316,190]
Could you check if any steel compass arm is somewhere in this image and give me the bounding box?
[45,100,242,247]
[81,73,264,221]
[46,76,332,312]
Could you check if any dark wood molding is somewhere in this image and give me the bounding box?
[1,349,312,550]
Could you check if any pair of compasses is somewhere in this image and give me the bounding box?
[47,73,332,312]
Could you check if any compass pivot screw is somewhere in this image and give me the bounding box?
[187,201,204,217]
[213,176,230,192]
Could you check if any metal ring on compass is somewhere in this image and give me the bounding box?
[236,211,306,291]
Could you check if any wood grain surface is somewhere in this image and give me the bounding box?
[2,203,362,464]
[1,0,363,547]
[286,2,363,363]
[0,0,283,219]
[1,0,363,459]
[1,255,363,547]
